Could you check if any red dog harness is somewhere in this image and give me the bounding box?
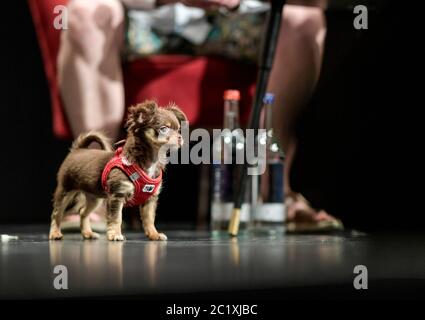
[101,147,162,207]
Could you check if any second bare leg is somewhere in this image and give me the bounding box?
[267,5,338,222]
[58,0,125,140]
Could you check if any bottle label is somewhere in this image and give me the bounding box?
[267,162,284,202]
[252,203,286,222]
[211,202,250,222]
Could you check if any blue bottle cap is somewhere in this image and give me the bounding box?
[263,93,275,104]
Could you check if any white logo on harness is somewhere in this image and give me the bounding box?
[143,184,155,193]
[129,172,140,182]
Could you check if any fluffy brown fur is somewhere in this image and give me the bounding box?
[49,100,187,241]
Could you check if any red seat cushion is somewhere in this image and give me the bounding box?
[28,0,256,139]
[124,56,256,128]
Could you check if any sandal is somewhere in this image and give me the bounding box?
[285,192,344,233]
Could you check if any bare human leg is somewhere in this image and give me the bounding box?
[58,0,125,140]
[267,5,337,223]
[57,0,126,230]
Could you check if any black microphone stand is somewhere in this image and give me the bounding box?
[228,0,286,236]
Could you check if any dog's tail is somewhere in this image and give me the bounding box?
[71,131,113,152]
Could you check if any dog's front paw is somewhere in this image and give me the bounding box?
[146,232,167,241]
[157,233,168,241]
[49,230,63,240]
[107,232,125,241]
[81,231,99,240]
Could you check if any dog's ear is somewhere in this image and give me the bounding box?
[166,103,188,125]
[126,100,158,131]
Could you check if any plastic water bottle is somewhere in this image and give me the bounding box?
[251,93,286,231]
[211,90,250,232]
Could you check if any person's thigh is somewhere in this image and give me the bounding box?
[65,0,125,59]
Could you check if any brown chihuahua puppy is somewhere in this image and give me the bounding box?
[49,100,187,241]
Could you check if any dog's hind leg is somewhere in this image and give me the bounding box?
[80,193,102,240]
[49,207,64,240]
[49,189,77,240]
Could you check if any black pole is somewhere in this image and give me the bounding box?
[228,0,286,236]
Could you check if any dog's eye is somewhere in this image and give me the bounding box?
[158,126,170,135]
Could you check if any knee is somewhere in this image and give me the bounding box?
[64,0,124,56]
[281,5,326,45]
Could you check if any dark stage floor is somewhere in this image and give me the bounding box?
[1,225,424,300]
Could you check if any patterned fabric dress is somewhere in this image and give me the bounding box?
[124,0,269,63]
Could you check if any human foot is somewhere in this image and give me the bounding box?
[285,192,343,232]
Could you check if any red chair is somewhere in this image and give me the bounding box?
[28,0,257,140]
